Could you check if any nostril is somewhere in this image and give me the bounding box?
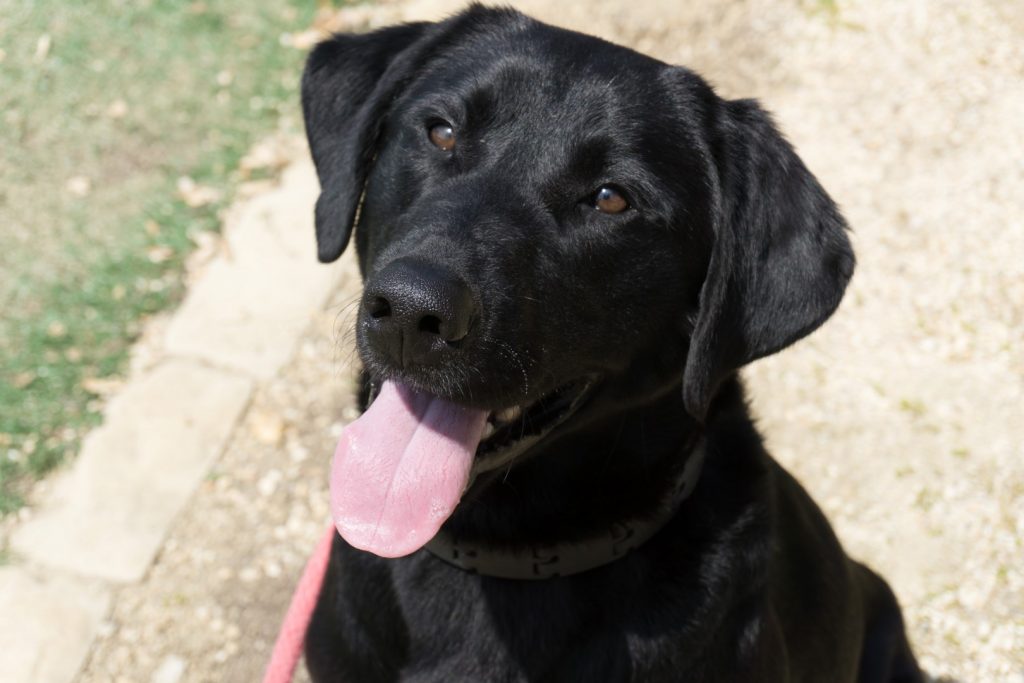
[364,260,476,359]
[368,296,392,319]
[417,314,442,335]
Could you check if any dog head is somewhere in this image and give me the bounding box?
[303,6,853,556]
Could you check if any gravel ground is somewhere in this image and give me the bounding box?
[78,1,1022,681]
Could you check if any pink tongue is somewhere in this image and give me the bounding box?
[330,381,488,558]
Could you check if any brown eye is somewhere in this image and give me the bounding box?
[428,122,456,151]
[593,185,629,214]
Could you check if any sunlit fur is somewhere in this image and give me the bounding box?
[301,6,921,682]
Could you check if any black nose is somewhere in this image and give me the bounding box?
[362,259,476,368]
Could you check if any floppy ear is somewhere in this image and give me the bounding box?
[303,6,530,263]
[301,22,430,263]
[683,98,855,420]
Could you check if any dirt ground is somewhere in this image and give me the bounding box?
[78,1,1022,681]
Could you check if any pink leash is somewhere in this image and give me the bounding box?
[263,526,335,683]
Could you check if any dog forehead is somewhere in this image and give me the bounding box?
[381,19,708,214]
[396,49,669,172]
[407,21,664,115]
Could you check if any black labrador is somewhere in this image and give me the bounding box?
[300,6,922,682]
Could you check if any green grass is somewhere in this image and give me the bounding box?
[0,0,325,512]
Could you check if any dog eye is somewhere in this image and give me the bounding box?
[592,186,629,214]
[428,122,456,152]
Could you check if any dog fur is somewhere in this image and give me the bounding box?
[300,7,922,682]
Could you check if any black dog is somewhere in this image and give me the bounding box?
[300,6,922,682]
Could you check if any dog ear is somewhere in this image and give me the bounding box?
[301,22,430,263]
[682,98,855,420]
[302,6,530,263]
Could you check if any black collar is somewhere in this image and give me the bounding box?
[424,441,706,580]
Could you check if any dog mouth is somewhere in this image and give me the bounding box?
[330,375,595,558]
[367,376,595,461]
[476,377,595,465]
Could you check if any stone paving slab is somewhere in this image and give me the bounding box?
[11,360,253,583]
[0,567,111,683]
[165,161,347,380]
[1,143,345,683]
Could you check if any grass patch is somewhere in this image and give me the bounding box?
[0,0,325,512]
